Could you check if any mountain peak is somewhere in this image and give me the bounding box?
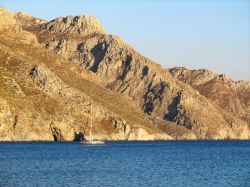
[41,15,105,36]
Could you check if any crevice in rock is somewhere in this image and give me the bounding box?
[164,93,181,121]
[12,115,18,130]
[50,123,64,141]
[141,66,149,79]
[89,42,107,72]
[119,54,132,80]
[74,132,84,141]
[143,81,168,115]
[164,91,193,130]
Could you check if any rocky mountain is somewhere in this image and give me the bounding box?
[169,67,250,125]
[0,7,249,141]
[0,8,193,141]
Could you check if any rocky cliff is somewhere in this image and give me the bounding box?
[169,67,250,125]
[0,8,249,141]
[0,8,194,141]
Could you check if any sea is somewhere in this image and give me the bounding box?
[0,141,249,187]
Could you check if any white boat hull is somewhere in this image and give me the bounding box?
[81,140,106,145]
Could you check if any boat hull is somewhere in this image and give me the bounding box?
[81,140,106,145]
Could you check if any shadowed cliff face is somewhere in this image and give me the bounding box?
[169,67,250,125]
[0,41,175,141]
[21,12,250,140]
[0,8,249,141]
[1,8,192,141]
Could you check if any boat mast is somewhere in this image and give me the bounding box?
[90,102,93,141]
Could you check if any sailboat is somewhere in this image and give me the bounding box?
[81,103,106,145]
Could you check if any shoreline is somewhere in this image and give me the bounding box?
[1,139,250,143]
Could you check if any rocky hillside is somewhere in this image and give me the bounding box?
[0,7,249,141]
[169,67,250,125]
[0,8,194,141]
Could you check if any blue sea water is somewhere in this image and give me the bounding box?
[0,141,249,187]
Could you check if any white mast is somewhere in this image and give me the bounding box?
[89,102,93,141]
[81,100,105,145]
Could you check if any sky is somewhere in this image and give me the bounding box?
[1,0,249,80]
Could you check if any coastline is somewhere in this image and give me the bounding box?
[1,139,250,143]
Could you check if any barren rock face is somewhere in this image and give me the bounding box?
[40,15,105,36]
[0,8,249,141]
[33,24,250,139]
[0,7,38,44]
[169,67,250,125]
[0,28,176,141]
[15,11,46,30]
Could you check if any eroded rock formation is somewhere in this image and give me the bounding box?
[0,8,249,141]
[169,67,250,125]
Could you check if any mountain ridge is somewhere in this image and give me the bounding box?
[0,8,249,141]
[169,67,250,125]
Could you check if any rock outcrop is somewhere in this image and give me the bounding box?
[40,15,105,36]
[0,8,38,44]
[0,8,249,141]
[169,67,250,125]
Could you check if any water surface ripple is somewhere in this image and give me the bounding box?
[0,141,249,187]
